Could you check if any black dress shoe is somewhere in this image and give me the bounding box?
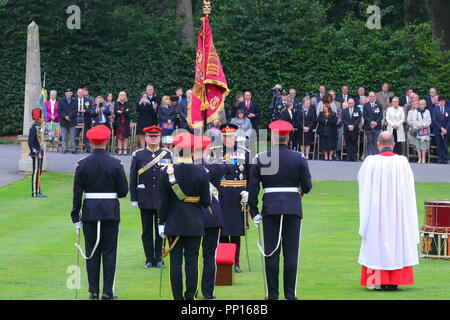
[386,285,398,291]
[144,262,153,269]
[234,265,241,273]
[203,295,216,300]
[71,150,78,154]
[102,293,118,300]
[89,293,99,300]
[286,296,298,300]
[155,262,164,269]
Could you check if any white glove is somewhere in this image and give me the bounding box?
[74,221,83,231]
[158,225,166,238]
[240,191,249,203]
[253,214,262,228]
[131,201,139,208]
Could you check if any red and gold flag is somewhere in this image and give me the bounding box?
[187,17,230,129]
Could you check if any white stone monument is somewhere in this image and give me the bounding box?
[18,21,48,172]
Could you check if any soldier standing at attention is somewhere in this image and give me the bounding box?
[210,123,251,273]
[28,108,46,198]
[70,125,129,300]
[193,135,226,300]
[130,126,172,269]
[248,120,312,300]
[158,132,211,300]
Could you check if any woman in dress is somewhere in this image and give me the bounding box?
[231,106,253,148]
[44,90,60,152]
[317,95,338,161]
[406,100,419,160]
[114,91,131,155]
[158,95,176,150]
[386,96,406,155]
[104,92,115,130]
[136,92,158,149]
[412,99,432,164]
[297,99,316,159]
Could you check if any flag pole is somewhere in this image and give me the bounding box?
[202,1,212,132]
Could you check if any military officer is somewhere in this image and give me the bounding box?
[193,135,226,300]
[28,108,46,198]
[158,132,211,300]
[130,126,172,268]
[248,120,312,300]
[210,123,251,273]
[70,125,129,300]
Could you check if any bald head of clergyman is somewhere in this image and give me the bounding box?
[377,131,395,152]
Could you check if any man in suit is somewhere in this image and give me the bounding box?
[238,91,260,130]
[314,85,327,103]
[376,82,394,112]
[59,88,78,154]
[130,126,173,269]
[426,88,438,110]
[354,87,368,107]
[248,120,312,300]
[75,88,93,153]
[146,85,161,125]
[363,92,384,156]
[71,125,129,300]
[433,96,450,164]
[399,88,413,107]
[336,85,353,105]
[343,99,362,161]
[288,89,300,108]
[158,132,211,300]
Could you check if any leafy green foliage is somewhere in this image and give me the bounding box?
[0,0,449,135]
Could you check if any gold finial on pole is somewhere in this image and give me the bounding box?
[203,0,212,17]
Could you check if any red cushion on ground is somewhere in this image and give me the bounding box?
[216,243,236,265]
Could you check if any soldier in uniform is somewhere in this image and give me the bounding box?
[248,120,312,300]
[28,108,46,198]
[130,126,172,269]
[193,135,226,300]
[210,123,251,273]
[158,132,211,300]
[70,125,129,300]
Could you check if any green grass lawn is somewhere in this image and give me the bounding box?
[0,173,449,300]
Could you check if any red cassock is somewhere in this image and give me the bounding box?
[359,151,415,286]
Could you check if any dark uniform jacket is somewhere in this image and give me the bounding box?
[201,162,227,229]
[248,145,312,218]
[58,97,78,127]
[28,123,41,156]
[342,107,362,137]
[363,102,383,130]
[158,163,210,236]
[130,147,172,210]
[71,149,129,223]
[211,144,251,236]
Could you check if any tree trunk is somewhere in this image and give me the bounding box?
[425,0,450,51]
[404,0,422,25]
[176,0,194,46]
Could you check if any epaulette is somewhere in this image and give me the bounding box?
[132,148,144,157]
[237,145,251,153]
[295,151,306,159]
[76,155,90,167]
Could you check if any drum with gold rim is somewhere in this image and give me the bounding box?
[424,201,450,228]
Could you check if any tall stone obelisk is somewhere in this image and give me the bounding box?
[18,21,48,172]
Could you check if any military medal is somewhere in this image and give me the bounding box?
[239,164,244,172]
[239,173,244,180]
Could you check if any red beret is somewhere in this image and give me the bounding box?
[173,132,194,149]
[32,108,42,121]
[143,126,162,135]
[269,120,293,136]
[86,125,111,144]
[193,135,212,150]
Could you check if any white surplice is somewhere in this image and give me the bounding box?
[358,153,420,270]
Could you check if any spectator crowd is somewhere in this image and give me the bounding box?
[42,82,450,164]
